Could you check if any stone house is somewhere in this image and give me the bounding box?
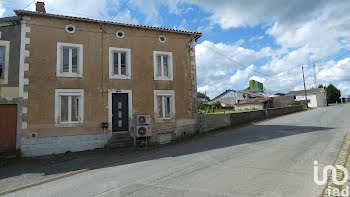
[0,16,23,154]
[2,2,201,156]
[288,88,327,108]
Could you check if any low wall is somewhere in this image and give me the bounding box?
[21,133,111,157]
[199,105,304,133]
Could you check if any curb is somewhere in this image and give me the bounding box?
[321,130,350,197]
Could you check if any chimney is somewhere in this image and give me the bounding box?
[35,1,46,13]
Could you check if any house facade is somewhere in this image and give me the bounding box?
[288,88,327,108]
[0,16,23,153]
[10,2,201,156]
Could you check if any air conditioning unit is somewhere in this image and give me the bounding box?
[136,115,151,125]
[136,125,152,138]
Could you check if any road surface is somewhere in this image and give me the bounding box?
[5,104,350,197]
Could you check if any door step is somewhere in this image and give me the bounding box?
[107,133,134,149]
[0,149,17,159]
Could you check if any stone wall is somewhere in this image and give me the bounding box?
[199,105,304,133]
[21,133,111,157]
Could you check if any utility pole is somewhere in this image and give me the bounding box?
[302,66,308,108]
[313,62,317,88]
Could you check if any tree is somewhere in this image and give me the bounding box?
[325,84,341,104]
[197,92,210,101]
[212,101,222,109]
[318,84,324,88]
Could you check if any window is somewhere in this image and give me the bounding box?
[116,30,125,38]
[57,42,83,77]
[153,51,173,80]
[55,89,84,127]
[154,90,175,119]
[0,40,9,84]
[159,35,166,43]
[109,47,131,79]
[65,25,75,33]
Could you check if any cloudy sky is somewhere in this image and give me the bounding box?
[1,0,350,98]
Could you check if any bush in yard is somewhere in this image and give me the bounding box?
[198,102,210,110]
[292,100,306,106]
[212,101,222,110]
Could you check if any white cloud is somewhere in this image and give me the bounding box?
[196,41,272,97]
[0,2,5,17]
[318,58,350,82]
[338,82,350,96]
[249,35,264,42]
[229,65,254,85]
[3,0,138,24]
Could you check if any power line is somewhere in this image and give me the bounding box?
[23,0,35,10]
[200,42,302,82]
[333,50,350,62]
[110,0,131,21]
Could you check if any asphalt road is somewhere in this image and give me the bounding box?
[5,104,350,197]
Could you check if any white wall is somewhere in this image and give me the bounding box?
[235,103,264,111]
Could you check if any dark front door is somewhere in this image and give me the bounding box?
[112,93,129,132]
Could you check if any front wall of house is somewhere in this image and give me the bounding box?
[0,23,21,97]
[0,21,23,150]
[22,16,197,142]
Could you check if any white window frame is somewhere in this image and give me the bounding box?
[56,42,83,78]
[0,40,10,84]
[55,89,84,127]
[109,47,131,79]
[154,90,175,120]
[153,51,173,80]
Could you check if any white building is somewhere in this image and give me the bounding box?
[288,88,327,108]
[209,90,265,107]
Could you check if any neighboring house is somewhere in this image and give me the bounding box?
[235,98,273,110]
[209,89,265,107]
[0,16,22,153]
[268,94,295,108]
[10,2,202,156]
[288,88,327,108]
[341,96,350,103]
[198,97,208,104]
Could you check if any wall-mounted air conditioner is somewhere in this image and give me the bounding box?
[136,125,152,138]
[136,115,151,125]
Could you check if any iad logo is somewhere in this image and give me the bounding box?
[313,160,349,196]
[313,160,348,185]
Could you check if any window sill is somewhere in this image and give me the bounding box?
[55,122,83,128]
[57,73,83,78]
[154,77,173,81]
[155,117,175,123]
[109,75,131,80]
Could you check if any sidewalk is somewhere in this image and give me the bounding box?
[0,148,145,195]
[322,130,350,197]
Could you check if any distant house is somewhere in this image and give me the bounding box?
[288,88,327,107]
[209,90,264,107]
[341,96,350,103]
[198,97,208,104]
[268,94,295,108]
[235,98,273,110]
